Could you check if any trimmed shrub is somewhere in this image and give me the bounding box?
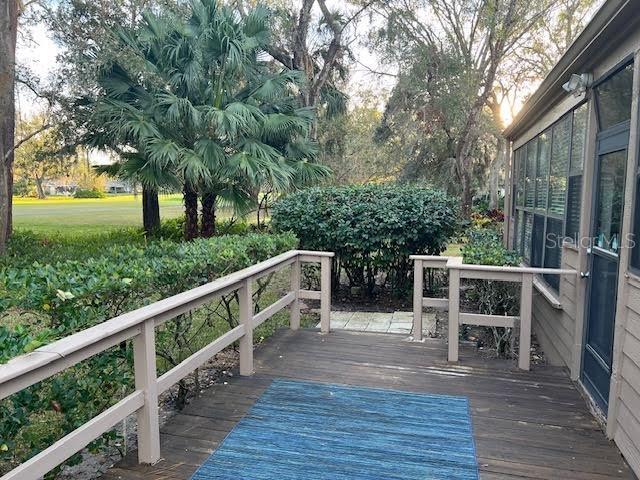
[73,188,106,198]
[461,228,520,267]
[1,229,146,268]
[271,185,459,295]
[157,216,256,241]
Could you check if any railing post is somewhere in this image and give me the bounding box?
[413,259,423,341]
[239,278,254,376]
[448,267,460,362]
[320,256,331,333]
[519,273,533,370]
[290,257,301,330]
[133,318,160,464]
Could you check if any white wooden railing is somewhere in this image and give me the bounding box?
[411,255,576,370]
[0,250,334,480]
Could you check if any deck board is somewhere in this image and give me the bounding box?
[102,329,634,480]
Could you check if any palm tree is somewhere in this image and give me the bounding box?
[88,0,329,239]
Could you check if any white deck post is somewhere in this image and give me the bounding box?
[320,256,331,333]
[133,318,160,464]
[448,267,460,362]
[239,278,254,376]
[519,273,533,371]
[413,259,423,341]
[290,258,301,330]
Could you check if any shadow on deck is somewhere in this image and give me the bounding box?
[102,329,633,480]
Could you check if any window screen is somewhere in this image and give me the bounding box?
[536,131,551,211]
[525,140,537,209]
[595,63,633,130]
[523,212,533,263]
[544,218,563,290]
[531,214,545,267]
[516,148,525,207]
[565,104,588,242]
[548,116,570,216]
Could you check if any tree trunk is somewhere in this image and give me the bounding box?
[489,136,505,210]
[460,169,473,217]
[0,0,18,253]
[183,184,199,241]
[142,186,160,236]
[200,192,216,238]
[34,175,46,199]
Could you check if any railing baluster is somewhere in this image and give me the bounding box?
[519,273,533,371]
[133,318,160,464]
[320,256,332,333]
[448,268,460,363]
[290,258,301,330]
[239,277,254,376]
[413,259,424,341]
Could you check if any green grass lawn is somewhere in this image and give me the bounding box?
[443,243,463,257]
[12,194,185,235]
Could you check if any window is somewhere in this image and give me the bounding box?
[531,214,545,267]
[515,209,524,253]
[536,131,551,211]
[595,63,634,130]
[516,148,525,208]
[566,104,588,241]
[511,103,588,291]
[523,212,533,263]
[544,218,563,290]
[525,140,537,209]
[548,116,570,216]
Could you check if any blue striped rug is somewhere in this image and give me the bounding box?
[191,379,478,479]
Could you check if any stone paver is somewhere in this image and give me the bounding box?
[391,311,413,323]
[317,310,437,337]
[329,311,354,329]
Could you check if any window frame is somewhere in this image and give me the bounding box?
[564,102,588,242]
[628,69,640,274]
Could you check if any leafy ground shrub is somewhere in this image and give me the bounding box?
[157,216,258,241]
[271,184,459,296]
[462,228,521,357]
[0,232,298,475]
[0,229,147,268]
[73,189,106,199]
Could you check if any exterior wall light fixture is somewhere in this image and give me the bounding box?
[562,73,593,96]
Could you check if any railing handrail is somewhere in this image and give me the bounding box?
[0,250,332,391]
[0,249,334,480]
[411,255,577,371]
[409,255,576,276]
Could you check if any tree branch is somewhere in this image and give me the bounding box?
[6,123,52,163]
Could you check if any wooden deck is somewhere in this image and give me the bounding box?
[102,329,633,480]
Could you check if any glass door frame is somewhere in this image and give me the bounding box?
[581,121,630,411]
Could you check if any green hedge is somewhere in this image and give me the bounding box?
[73,188,106,198]
[461,228,520,267]
[0,232,297,475]
[271,184,459,294]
